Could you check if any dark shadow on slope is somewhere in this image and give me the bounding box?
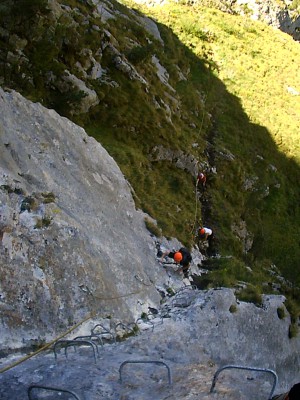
[144,11,300,287]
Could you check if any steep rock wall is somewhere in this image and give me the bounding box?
[0,88,169,351]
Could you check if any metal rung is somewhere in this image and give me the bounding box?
[65,340,98,364]
[119,360,172,386]
[73,334,103,347]
[28,384,81,400]
[114,322,138,337]
[210,364,278,399]
[115,322,132,332]
[91,323,110,335]
[53,339,98,364]
[91,324,116,343]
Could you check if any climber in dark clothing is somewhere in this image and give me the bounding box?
[159,247,192,277]
[272,382,300,400]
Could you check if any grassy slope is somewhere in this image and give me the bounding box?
[117,1,300,281]
[128,2,300,161]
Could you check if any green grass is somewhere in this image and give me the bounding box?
[131,2,300,162]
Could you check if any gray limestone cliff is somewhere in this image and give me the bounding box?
[0,87,172,351]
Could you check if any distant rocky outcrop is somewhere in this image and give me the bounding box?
[134,0,300,41]
[231,0,300,41]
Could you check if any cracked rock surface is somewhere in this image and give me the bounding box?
[1,288,299,399]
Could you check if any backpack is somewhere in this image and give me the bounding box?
[179,247,192,264]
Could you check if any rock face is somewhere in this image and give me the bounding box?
[233,0,300,41]
[1,288,299,399]
[0,88,172,351]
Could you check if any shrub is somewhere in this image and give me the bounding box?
[236,285,262,307]
[20,197,37,213]
[229,304,238,313]
[126,44,154,64]
[144,218,162,237]
[289,323,298,339]
[277,306,286,320]
[34,216,52,229]
[42,192,56,204]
